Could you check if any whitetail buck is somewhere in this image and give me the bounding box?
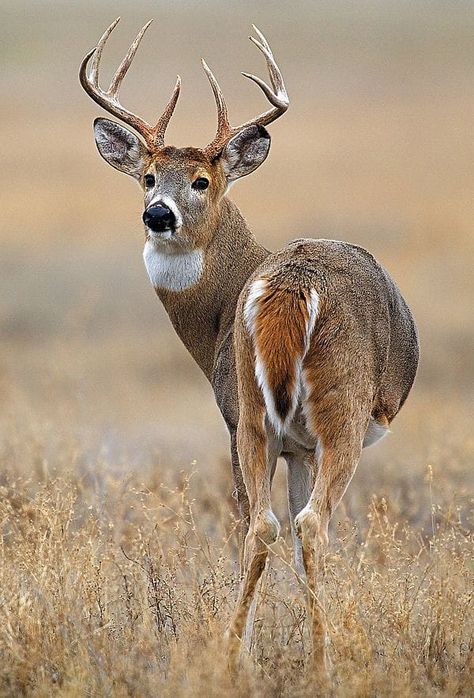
[80,19,419,677]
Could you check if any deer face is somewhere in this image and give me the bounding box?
[93,118,271,252]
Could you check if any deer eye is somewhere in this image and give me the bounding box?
[144,174,155,188]
[192,177,209,191]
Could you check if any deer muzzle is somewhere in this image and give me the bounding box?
[143,204,176,233]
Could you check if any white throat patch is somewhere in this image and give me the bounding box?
[143,241,204,292]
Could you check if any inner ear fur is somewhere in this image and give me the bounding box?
[220,124,271,182]
[93,118,148,179]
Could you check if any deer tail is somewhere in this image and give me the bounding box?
[244,277,320,435]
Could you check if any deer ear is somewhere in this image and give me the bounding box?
[220,124,271,182]
[93,118,147,179]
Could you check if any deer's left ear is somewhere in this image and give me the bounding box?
[220,124,271,182]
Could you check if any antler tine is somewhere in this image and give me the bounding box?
[155,75,182,140]
[108,20,153,96]
[89,17,121,87]
[204,27,289,157]
[79,18,181,152]
[250,25,280,91]
[201,59,232,143]
[241,29,289,117]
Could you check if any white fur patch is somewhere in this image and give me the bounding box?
[244,278,320,436]
[243,278,267,332]
[363,417,389,448]
[143,241,204,292]
[244,278,282,432]
[305,290,320,351]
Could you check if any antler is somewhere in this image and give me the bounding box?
[202,26,289,158]
[79,17,181,152]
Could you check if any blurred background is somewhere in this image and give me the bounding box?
[1,0,473,525]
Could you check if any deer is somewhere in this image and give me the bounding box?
[80,18,419,678]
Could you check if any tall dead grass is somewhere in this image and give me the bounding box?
[0,461,472,696]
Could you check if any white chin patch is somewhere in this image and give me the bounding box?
[143,241,204,292]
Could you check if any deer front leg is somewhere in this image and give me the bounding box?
[285,451,316,578]
[227,415,280,672]
[230,432,250,574]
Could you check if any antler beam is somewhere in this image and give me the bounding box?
[79,17,181,152]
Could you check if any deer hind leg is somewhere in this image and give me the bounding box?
[294,440,362,677]
[242,443,279,651]
[295,386,369,677]
[227,416,280,670]
[227,343,280,670]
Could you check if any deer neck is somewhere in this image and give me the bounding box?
[146,197,270,380]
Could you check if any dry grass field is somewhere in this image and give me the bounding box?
[1,1,473,695]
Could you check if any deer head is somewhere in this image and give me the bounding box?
[79,18,289,253]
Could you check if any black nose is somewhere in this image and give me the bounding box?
[143,204,176,232]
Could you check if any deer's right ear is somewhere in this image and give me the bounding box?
[93,118,147,179]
